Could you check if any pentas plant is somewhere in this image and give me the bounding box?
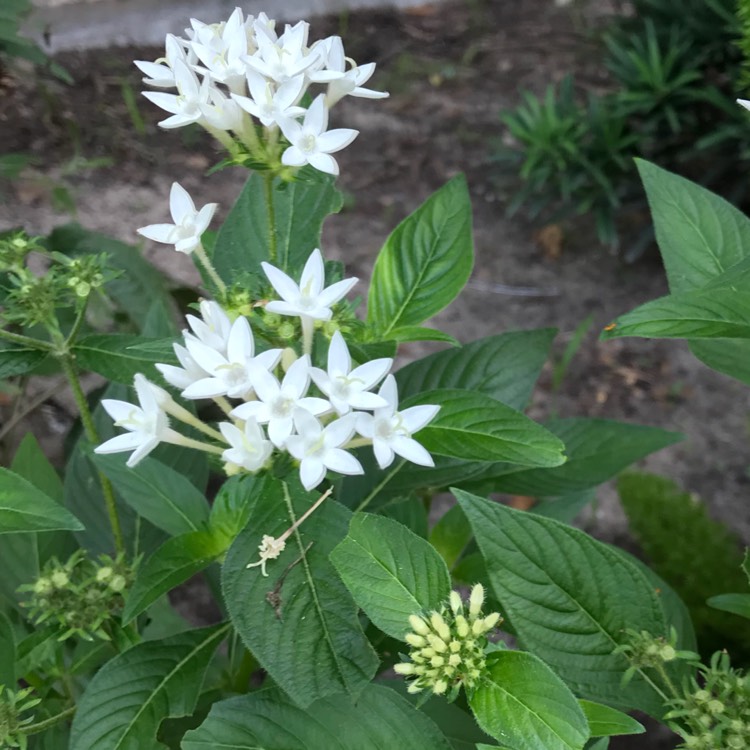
[0,9,731,750]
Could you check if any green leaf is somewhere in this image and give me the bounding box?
[221,478,378,706]
[0,342,48,378]
[368,176,473,336]
[532,490,596,524]
[601,289,750,340]
[122,531,226,625]
[404,389,566,467]
[379,494,428,538]
[636,159,750,293]
[0,612,15,687]
[11,433,63,502]
[208,474,262,544]
[182,683,453,750]
[578,700,645,738]
[466,419,682,497]
[330,513,451,640]
[396,329,557,410]
[389,326,460,345]
[689,339,750,386]
[93,454,209,537]
[429,503,473,570]
[73,334,169,383]
[0,467,83,534]
[211,172,343,278]
[469,651,589,750]
[69,624,228,750]
[454,489,671,716]
[706,593,750,619]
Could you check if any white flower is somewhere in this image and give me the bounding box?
[310,331,391,415]
[262,248,357,322]
[278,94,358,175]
[134,33,186,88]
[310,36,389,107]
[190,7,248,92]
[182,315,282,399]
[142,59,211,129]
[738,99,750,112]
[286,409,363,490]
[244,21,320,84]
[184,299,233,354]
[355,375,439,469]
[200,86,246,131]
[219,417,272,472]
[230,355,330,447]
[156,342,209,390]
[94,374,181,467]
[232,71,306,127]
[137,182,217,255]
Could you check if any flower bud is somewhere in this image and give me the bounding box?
[469,584,484,618]
[409,614,430,636]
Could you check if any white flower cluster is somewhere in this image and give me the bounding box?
[135,9,388,175]
[95,249,439,491]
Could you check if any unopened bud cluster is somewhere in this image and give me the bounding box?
[394,584,502,699]
[615,627,699,687]
[666,651,750,750]
[18,551,133,642]
[0,685,40,749]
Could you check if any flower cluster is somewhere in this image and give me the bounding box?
[666,651,750,750]
[615,627,699,688]
[135,9,388,175]
[394,584,502,700]
[95,248,440,491]
[18,551,133,642]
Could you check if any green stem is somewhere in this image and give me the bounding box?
[0,325,55,351]
[21,705,76,736]
[355,460,406,512]
[232,646,258,693]
[653,661,682,702]
[59,354,125,555]
[194,244,227,297]
[264,173,278,264]
[171,434,225,455]
[64,297,89,347]
[164,400,224,442]
[213,396,234,417]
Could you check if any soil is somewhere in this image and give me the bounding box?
[2,1,749,747]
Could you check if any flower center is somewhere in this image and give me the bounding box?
[375,418,395,441]
[218,362,248,387]
[300,134,317,153]
[271,395,293,418]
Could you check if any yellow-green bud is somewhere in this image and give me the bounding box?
[658,645,676,662]
[405,633,426,648]
[394,663,416,675]
[483,612,501,630]
[427,634,447,653]
[34,577,52,595]
[51,571,69,588]
[430,656,445,667]
[448,653,462,667]
[409,615,430,636]
[449,640,461,653]
[96,567,113,582]
[281,347,298,372]
[108,574,126,593]
[449,591,462,614]
[469,584,484,618]
[456,615,469,638]
[433,680,448,695]
[278,322,296,340]
[224,461,242,477]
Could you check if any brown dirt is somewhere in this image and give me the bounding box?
[2,2,749,746]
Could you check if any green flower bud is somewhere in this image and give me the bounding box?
[50,570,69,588]
[108,574,127,593]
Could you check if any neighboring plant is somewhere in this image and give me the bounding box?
[1,9,746,750]
[496,0,747,253]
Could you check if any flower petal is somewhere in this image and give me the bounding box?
[94,432,144,455]
[401,404,441,434]
[392,435,434,467]
[307,152,339,175]
[349,357,392,390]
[323,414,357,447]
[169,182,196,223]
[137,223,178,244]
[262,261,300,303]
[373,438,395,469]
[323,448,363,476]
[299,457,326,491]
[300,248,325,298]
[181,377,229,399]
[327,330,351,376]
[316,128,358,154]
[316,277,358,308]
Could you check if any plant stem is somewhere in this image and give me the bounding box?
[64,297,89,347]
[264,173,277,264]
[58,354,125,555]
[0,325,55,351]
[164,399,224,442]
[301,315,314,357]
[213,396,234,417]
[194,244,227,297]
[653,661,682,702]
[172,434,225,455]
[21,705,76,736]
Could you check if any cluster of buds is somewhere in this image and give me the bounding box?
[0,231,42,273]
[95,247,440,492]
[394,584,502,700]
[615,627,699,687]
[135,9,388,175]
[18,551,133,642]
[666,651,750,750]
[0,686,39,750]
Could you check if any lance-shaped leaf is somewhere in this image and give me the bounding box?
[578,701,645,738]
[469,651,589,750]
[454,489,672,717]
[368,175,473,336]
[222,478,377,706]
[330,513,451,640]
[73,334,173,384]
[69,624,228,750]
[0,342,48,378]
[93,453,209,537]
[0,612,15,688]
[182,683,453,750]
[396,328,557,410]
[601,289,750,341]
[0,467,83,534]
[403,389,566,467]
[211,172,342,278]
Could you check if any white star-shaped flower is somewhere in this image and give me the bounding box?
[310,331,391,415]
[261,248,357,322]
[355,375,439,469]
[184,299,232,355]
[190,7,248,92]
[219,417,273,472]
[95,374,181,467]
[142,59,211,129]
[278,94,358,175]
[137,182,217,255]
[230,355,330,447]
[232,71,306,127]
[286,409,363,490]
[156,342,209,390]
[134,33,187,88]
[182,315,282,400]
[244,21,320,84]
